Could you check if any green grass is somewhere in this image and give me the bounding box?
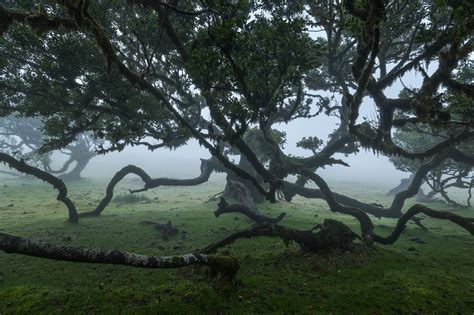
[0,176,473,314]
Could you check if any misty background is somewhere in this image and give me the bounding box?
[72,71,422,185]
[72,100,404,185]
[45,71,425,185]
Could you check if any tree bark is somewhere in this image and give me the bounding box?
[0,232,239,278]
[224,155,266,204]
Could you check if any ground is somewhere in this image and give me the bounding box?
[0,175,473,314]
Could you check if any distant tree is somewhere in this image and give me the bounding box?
[0,115,99,181]
[388,61,474,207]
[0,0,472,272]
[389,124,473,207]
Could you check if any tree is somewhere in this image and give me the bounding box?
[389,123,473,207]
[0,0,472,274]
[388,60,474,207]
[0,115,99,181]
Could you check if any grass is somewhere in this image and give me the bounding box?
[0,175,473,314]
[113,192,152,205]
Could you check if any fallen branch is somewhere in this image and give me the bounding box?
[0,232,239,279]
[140,220,178,240]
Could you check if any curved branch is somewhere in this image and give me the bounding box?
[214,198,286,224]
[283,153,447,219]
[131,158,218,193]
[80,158,218,217]
[47,155,75,174]
[302,171,374,240]
[0,153,78,223]
[79,165,151,217]
[373,204,474,244]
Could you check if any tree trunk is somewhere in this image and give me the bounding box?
[224,155,265,204]
[387,174,420,196]
[58,155,93,182]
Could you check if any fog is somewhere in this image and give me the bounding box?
[76,101,405,186]
[76,78,418,186]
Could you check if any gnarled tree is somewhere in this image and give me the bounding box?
[0,0,473,273]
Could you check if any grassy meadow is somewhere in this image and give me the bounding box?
[0,175,473,314]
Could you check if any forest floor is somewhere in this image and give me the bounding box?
[0,175,473,314]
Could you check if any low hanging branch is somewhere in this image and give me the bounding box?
[298,170,474,245]
[372,204,474,244]
[202,197,357,254]
[282,153,448,220]
[0,232,239,279]
[0,153,79,223]
[80,158,218,217]
[302,171,375,240]
[79,164,152,217]
[201,219,357,254]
